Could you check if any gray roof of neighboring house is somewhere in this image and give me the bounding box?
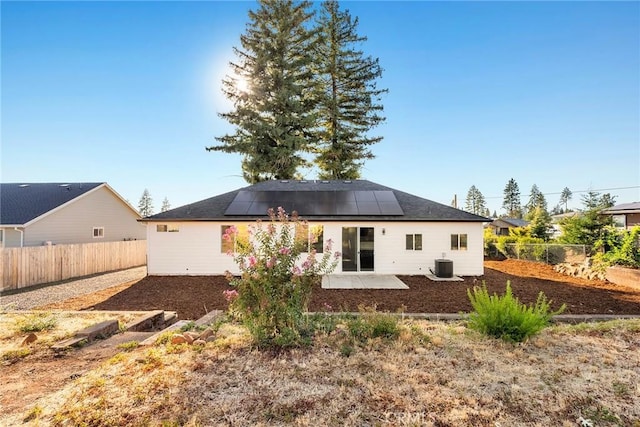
[0,183,104,226]
[601,202,640,215]
[491,217,529,228]
[145,180,489,222]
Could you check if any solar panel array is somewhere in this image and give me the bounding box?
[224,190,404,216]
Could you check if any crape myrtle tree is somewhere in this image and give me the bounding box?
[314,1,387,179]
[464,185,487,215]
[502,178,522,219]
[208,0,320,183]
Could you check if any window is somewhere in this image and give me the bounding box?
[295,224,324,253]
[405,234,422,250]
[157,224,179,233]
[221,224,248,253]
[451,234,468,251]
[93,227,104,238]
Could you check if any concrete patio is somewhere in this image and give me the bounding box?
[321,275,409,289]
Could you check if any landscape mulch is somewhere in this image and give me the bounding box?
[53,259,640,320]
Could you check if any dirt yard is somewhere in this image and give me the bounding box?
[40,259,640,320]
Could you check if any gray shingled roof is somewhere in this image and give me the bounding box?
[601,202,640,214]
[0,183,103,225]
[145,180,488,222]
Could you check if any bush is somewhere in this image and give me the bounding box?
[467,281,565,343]
[346,307,400,343]
[225,207,339,348]
[593,226,640,271]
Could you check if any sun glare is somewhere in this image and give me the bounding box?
[236,77,249,93]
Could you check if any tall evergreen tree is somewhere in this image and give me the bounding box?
[138,189,154,217]
[502,178,522,219]
[525,184,547,220]
[207,0,319,183]
[161,197,171,213]
[314,1,387,179]
[464,185,487,215]
[559,187,572,212]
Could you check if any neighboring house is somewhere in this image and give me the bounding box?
[141,180,489,276]
[0,183,146,247]
[549,211,578,239]
[486,218,529,236]
[601,202,640,230]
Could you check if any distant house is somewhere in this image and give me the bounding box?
[0,183,146,247]
[141,180,489,277]
[487,218,529,236]
[601,202,640,230]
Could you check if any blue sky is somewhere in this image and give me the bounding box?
[2,1,639,215]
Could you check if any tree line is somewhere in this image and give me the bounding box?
[466,178,618,245]
[207,0,386,182]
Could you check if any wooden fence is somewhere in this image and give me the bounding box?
[0,240,146,293]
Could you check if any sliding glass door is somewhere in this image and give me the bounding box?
[341,227,374,272]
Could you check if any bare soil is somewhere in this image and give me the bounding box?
[40,259,640,320]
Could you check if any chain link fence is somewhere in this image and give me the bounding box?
[487,243,589,265]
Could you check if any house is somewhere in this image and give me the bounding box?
[601,202,640,230]
[141,180,489,276]
[486,217,529,236]
[0,182,146,247]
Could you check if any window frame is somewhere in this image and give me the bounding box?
[93,227,104,239]
[450,233,468,251]
[296,224,324,253]
[405,233,423,251]
[221,224,249,254]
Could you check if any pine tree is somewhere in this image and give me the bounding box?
[138,189,154,217]
[207,0,319,183]
[314,1,387,179]
[559,190,616,246]
[161,197,171,212]
[559,187,572,212]
[502,178,522,219]
[528,206,552,240]
[525,184,547,220]
[464,185,487,215]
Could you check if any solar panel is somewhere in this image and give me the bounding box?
[224,190,403,216]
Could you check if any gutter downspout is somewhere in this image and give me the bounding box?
[14,227,24,247]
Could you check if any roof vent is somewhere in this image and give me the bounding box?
[59,184,70,187]
[299,180,307,183]
[321,180,329,184]
[344,180,352,184]
[280,180,289,183]
[19,184,30,188]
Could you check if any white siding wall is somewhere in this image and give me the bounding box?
[147,220,484,276]
[147,222,238,275]
[22,186,146,247]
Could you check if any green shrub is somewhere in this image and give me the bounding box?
[467,281,565,343]
[346,307,400,343]
[593,226,640,270]
[15,312,58,333]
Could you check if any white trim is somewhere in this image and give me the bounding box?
[93,227,105,238]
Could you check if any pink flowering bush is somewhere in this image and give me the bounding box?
[225,207,339,348]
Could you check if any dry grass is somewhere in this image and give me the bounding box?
[0,311,140,361]
[3,319,640,427]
